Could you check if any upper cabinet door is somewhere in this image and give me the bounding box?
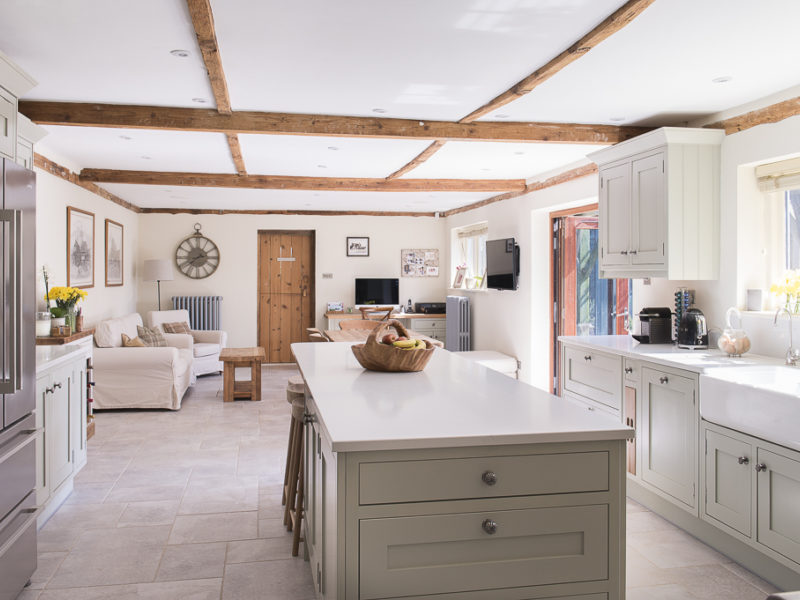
[631,152,666,266]
[599,163,631,267]
[0,88,16,160]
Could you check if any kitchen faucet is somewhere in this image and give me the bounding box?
[774,307,800,366]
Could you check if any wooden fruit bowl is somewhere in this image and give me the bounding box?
[351,319,435,372]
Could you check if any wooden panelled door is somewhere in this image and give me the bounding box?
[258,231,315,363]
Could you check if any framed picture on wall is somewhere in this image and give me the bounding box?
[347,237,369,257]
[105,219,124,286]
[67,206,94,288]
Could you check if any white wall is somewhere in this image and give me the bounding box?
[136,213,448,347]
[446,175,597,388]
[35,166,139,326]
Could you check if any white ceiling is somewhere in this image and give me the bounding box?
[2,0,800,212]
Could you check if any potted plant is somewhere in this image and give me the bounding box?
[45,282,87,334]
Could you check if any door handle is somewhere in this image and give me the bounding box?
[0,209,21,394]
[659,376,669,384]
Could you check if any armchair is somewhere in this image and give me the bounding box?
[147,309,227,376]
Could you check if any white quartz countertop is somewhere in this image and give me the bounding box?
[558,335,783,373]
[291,342,632,453]
[36,344,92,374]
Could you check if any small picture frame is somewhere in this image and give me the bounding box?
[347,237,369,257]
[67,206,95,288]
[327,301,344,312]
[105,219,124,287]
[452,266,467,289]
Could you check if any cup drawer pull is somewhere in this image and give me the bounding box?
[481,471,497,486]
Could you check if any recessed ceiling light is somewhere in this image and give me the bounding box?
[313,193,320,197]
[513,151,525,155]
[119,135,132,140]
[305,203,312,207]
[609,117,626,122]
[372,108,387,114]
[494,114,510,119]
[141,155,152,160]
[327,146,339,151]
[317,164,327,169]
[191,97,207,104]
[170,49,190,58]
[712,76,733,84]
[481,168,491,172]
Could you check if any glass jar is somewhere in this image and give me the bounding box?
[35,311,51,337]
[65,306,77,334]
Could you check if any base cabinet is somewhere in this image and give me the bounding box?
[702,421,800,570]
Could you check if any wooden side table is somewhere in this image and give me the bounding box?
[219,347,266,402]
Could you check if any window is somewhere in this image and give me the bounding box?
[786,189,800,269]
[451,222,488,287]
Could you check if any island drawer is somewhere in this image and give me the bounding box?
[563,346,622,411]
[359,451,609,505]
[359,504,608,599]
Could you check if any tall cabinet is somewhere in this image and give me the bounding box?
[589,127,725,280]
[0,50,42,165]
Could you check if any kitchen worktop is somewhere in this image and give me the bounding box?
[291,341,632,452]
[36,344,92,374]
[558,334,782,373]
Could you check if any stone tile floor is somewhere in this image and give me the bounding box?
[18,364,780,599]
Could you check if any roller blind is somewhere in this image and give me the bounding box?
[456,223,488,238]
[756,157,800,192]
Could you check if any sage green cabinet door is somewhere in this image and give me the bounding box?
[705,429,752,536]
[630,152,666,266]
[359,504,608,599]
[599,162,631,267]
[0,88,16,160]
[641,368,697,510]
[757,448,800,563]
[46,366,74,492]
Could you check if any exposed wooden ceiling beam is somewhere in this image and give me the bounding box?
[34,153,140,213]
[459,0,656,123]
[19,101,648,144]
[225,133,247,175]
[442,163,598,217]
[187,0,231,114]
[78,169,526,193]
[706,96,800,135]
[386,140,445,179]
[139,207,437,217]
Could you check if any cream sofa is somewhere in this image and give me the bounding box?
[93,313,195,410]
[146,310,227,377]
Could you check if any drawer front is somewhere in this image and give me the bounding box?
[563,390,620,418]
[623,359,640,384]
[563,347,621,410]
[359,504,608,599]
[359,451,608,505]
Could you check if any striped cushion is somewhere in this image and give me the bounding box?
[136,325,167,347]
[162,321,191,335]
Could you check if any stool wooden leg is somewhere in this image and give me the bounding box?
[284,416,302,529]
[223,362,234,402]
[291,434,305,557]
[252,360,262,402]
[281,414,296,506]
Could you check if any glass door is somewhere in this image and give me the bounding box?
[551,210,632,394]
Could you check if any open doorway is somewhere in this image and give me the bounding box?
[550,205,632,394]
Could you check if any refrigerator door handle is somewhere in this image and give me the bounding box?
[0,209,20,394]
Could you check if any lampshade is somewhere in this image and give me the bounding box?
[142,259,174,282]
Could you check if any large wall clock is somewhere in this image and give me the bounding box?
[175,223,220,279]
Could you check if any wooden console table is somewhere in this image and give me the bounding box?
[219,347,266,402]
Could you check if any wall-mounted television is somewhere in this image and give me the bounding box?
[486,238,520,291]
[355,278,399,305]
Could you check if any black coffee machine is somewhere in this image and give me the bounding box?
[677,307,709,349]
[632,307,673,344]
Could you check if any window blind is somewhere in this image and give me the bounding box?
[756,157,800,192]
[456,223,488,238]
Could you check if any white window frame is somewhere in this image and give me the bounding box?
[451,222,488,288]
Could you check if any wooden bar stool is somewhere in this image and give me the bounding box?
[282,376,305,507]
[284,396,305,556]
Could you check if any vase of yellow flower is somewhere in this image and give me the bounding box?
[46,286,88,334]
[770,270,800,313]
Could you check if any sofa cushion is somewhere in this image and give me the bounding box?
[121,334,146,347]
[163,321,191,335]
[95,313,143,348]
[194,342,220,358]
[137,325,167,347]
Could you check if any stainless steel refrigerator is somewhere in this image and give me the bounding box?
[0,158,37,599]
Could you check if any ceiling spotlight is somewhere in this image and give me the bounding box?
[481,168,491,172]
[494,114,510,119]
[192,97,207,104]
[317,164,327,169]
[609,117,626,122]
[119,134,132,140]
[513,151,525,156]
[712,76,733,84]
[170,49,190,58]
[327,146,338,151]
[372,108,387,114]
[141,155,152,160]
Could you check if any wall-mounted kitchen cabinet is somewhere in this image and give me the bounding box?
[589,127,725,280]
[0,50,39,163]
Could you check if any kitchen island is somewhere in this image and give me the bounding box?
[291,342,633,600]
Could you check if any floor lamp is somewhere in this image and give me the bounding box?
[142,259,174,311]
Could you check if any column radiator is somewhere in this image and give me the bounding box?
[445,295,471,351]
[171,296,223,330]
